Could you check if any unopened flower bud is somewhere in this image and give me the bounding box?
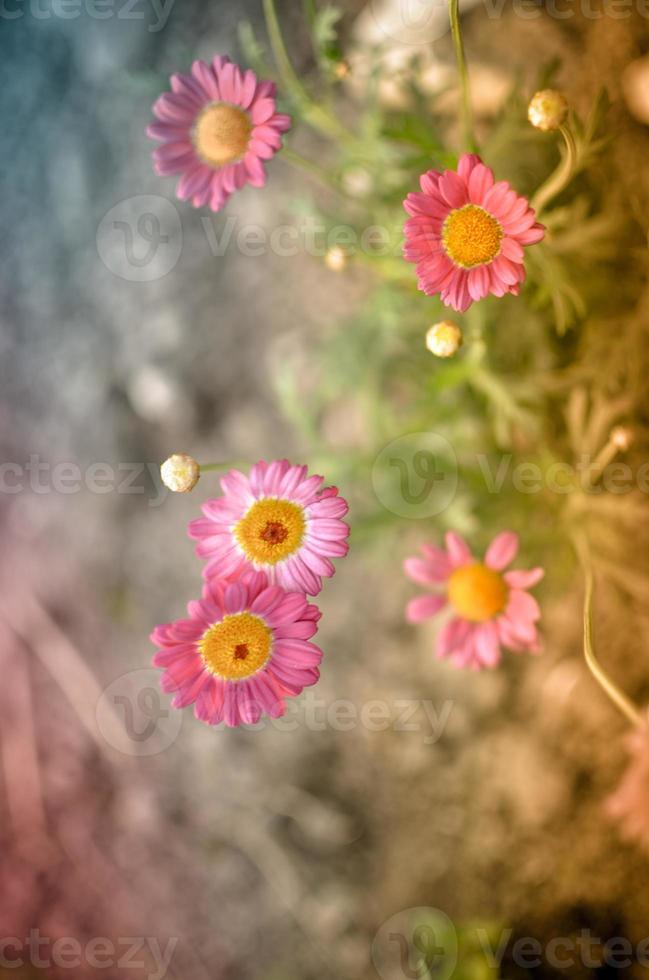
[325,246,347,272]
[528,90,568,132]
[160,454,200,493]
[622,56,649,126]
[426,321,463,358]
[611,426,632,451]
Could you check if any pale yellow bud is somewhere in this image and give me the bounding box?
[325,246,347,272]
[160,454,200,493]
[426,321,463,358]
[622,56,649,126]
[611,426,632,451]
[528,90,568,132]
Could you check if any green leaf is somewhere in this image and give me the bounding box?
[313,4,343,48]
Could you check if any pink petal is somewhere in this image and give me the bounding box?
[406,594,446,623]
[505,588,541,623]
[437,617,472,658]
[517,223,545,245]
[240,68,258,108]
[485,531,519,570]
[251,98,276,125]
[439,170,468,209]
[504,567,545,589]
[457,153,482,180]
[445,531,472,568]
[467,265,490,302]
[500,237,524,262]
[467,162,495,203]
[191,59,220,100]
[404,557,442,586]
[474,621,502,668]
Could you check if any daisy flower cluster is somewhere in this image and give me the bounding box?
[151,460,349,728]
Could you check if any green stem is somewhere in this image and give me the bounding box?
[303,0,317,26]
[530,124,578,217]
[281,145,341,192]
[262,0,359,149]
[575,535,644,727]
[448,0,476,154]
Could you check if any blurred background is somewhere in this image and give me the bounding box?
[2,1,649,978]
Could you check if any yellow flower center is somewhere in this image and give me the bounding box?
[442,204,503,268]
[199,612,272,680]
[234,498,306,566]
[193,103,252,167]
[447,563,508,622]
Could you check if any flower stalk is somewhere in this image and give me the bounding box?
[448,0,477,154]
[531,124,578,217]
[262,0,360,149]
[576,536,644,727]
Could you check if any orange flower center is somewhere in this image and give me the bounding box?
[199,612,272,679]
[193,103,252,167]
[234,498,306,566]
[442,204,503,268]
[447,563,508,622]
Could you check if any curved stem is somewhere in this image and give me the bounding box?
[262,0,360,149]
[531,124,578,217]
[575,535,644,727]
[448,0,476,154]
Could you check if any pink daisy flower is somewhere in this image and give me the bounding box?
[404,530,544,670]
[151,572,322,727]
[403,154,545,313]
[188,460,350,596]
[147,56,291,212]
